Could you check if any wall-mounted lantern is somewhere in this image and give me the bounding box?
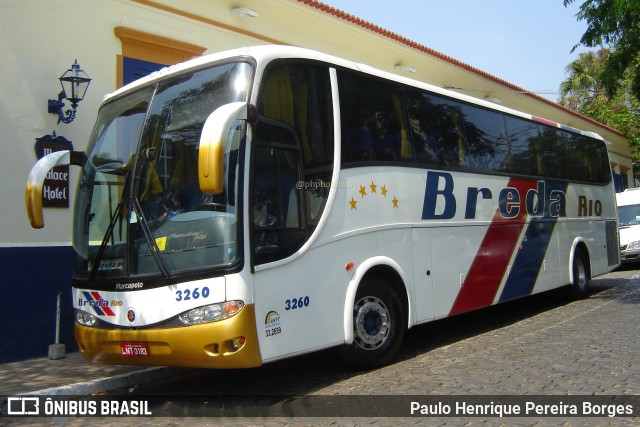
[47,60,91,124]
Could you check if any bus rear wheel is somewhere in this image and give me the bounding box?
[340,277,405,368]
[569,249,590,299]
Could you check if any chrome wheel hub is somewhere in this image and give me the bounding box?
[353,296,390,350]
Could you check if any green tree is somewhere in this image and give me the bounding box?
[564,0,640,98]
[559,49,607,111]
[559,49,640,150]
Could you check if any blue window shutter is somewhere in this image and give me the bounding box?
[123,57,166,85]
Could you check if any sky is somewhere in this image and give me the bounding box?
[319,0,591,102]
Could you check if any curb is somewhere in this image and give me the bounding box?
[19,367,194,396]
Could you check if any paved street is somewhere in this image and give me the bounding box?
[10,267,640,426]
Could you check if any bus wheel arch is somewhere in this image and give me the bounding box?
[341,260,409,368]
[569,241,591,298]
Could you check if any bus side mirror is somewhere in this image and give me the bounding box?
[26,150,85,229]
[198,102,248,194]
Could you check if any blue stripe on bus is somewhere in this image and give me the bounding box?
[498,181,568,302]
[82,290,106,316]
[498,220,557,302]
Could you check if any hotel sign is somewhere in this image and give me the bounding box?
[34,133,73,208]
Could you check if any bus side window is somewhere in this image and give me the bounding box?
[407,90,443,166]
[252,61,336,264]
[585,135,610,183]
[260,62,334,166]
[541,127,571,180]
[503,116,544,176]
[406,89,467,168]
[252,144,303,264]
[254,64,303,263]
[339,71,412,163]
[566,134,590,182]
[459,104,508,172]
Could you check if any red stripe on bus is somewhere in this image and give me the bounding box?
[532,116,558,127]
[90,291,116,316]
[448,178,537,316]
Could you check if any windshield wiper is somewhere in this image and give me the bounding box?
[131,197,173,279]
[89,202,124,282]
[89,198,173,281]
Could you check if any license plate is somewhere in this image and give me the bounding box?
[120,342,149,357]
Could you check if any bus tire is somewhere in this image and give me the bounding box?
[569,249,590,299]
[340,277,405,368]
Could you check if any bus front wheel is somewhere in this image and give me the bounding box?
[341,277,405,368]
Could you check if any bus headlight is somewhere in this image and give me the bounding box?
[75,310,97,326]
[179,301,244,325]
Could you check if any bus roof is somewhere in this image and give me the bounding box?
[105,45,604,141]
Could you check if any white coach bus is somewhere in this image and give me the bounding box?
[26,46,619,368]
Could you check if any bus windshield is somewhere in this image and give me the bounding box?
[73,61,251,283]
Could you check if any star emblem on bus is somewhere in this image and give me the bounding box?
[349,197,358,210]
[349,181,398,211]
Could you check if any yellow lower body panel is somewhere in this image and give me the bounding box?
[75,303,262,369]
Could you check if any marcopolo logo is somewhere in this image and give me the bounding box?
[115,281,144,290]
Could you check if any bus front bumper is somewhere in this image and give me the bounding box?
[75,303,262,369]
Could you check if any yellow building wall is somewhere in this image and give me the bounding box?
[0,0,632,247]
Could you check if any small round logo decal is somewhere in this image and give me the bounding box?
[127,309,136,323]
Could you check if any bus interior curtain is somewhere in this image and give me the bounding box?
[263,68,295,127]
[262,68,297,169]
[391,93,411,159]
[263,68,315,167]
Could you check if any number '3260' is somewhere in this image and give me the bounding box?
[175,287,210,301]
[285,296,310,310]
